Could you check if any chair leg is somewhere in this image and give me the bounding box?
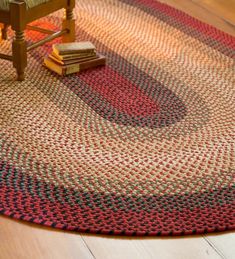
[62,1,75,42]
[1,24,9,40]
[12,30,27,81]
[10,1,27,81]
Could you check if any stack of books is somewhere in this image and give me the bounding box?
[44,41,106,76]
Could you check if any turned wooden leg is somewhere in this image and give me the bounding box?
[0,24,3,41]
[10,1,27,81]
[62,0,75,42]
[12,30,27,81]
[1,24,9,40]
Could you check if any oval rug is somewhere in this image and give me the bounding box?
[0,0,235,236]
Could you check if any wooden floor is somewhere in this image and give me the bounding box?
[0,1,235,259]
[1,215,235,259]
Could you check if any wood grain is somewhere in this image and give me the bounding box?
[82,234,223,259]
[192,0,235,26]
[0,216,94,259]
[1,216,234,259]
[204,233,235,259]
[158,0,235,36]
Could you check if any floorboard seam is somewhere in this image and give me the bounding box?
[80,235,96,259]
[203,236,227,259]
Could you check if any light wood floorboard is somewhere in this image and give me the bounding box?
[0,216,94,259]
[0,1,235,259]
[159,0,235,36]
[192,0,235,26]
[82,233,224,259]
[1,216,235,259]
[204,233,235,259]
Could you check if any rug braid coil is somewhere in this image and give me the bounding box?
[0,0,235,236]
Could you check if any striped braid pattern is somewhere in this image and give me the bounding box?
[0,0,235,236]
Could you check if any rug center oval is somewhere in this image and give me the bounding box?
[68,66,187,128]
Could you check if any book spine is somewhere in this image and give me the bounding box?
[64,57,105,75]
[65,64,81,75]
[79,58,106,71]
[56,49,95,55]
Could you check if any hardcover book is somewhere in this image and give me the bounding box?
[49,53,99,66]
[44,54,106,76]
[51,51,97,61]
[52,41,96,55]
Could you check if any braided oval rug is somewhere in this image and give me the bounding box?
[0,0,235,236]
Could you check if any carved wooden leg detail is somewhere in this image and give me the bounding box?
[10,1,27,81]
[12,30,27,81]
[0,24,4,42]
[62,4,75,42]
[1,24,9,40]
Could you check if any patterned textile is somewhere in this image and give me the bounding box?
[0,0,49,11]
[0,0,235,236]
